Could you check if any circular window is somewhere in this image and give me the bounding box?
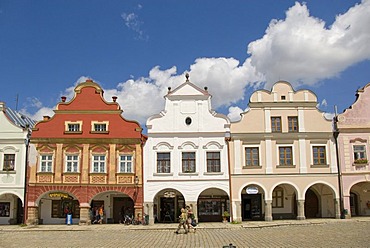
[185,117,192,125]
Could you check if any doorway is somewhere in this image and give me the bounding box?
[242,194,262,220]
[305,189,319,218]
[113,197,134,223]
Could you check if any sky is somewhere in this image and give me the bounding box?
[1,0,370,133]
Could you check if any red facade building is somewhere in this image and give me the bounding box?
[26,79,145,225]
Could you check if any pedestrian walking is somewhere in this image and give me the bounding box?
[186,205,196,232]
[175,208,188,234]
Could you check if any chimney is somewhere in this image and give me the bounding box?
[43,116,50,121]
[61,96,66,102]
[112,96,117,102]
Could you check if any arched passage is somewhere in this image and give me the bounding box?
[304,183,336,218]
[0,193,23,225]
[197,188,229,222]
[271,183,298,220]
[241,184,265,221]
[348,181,370,217]
[153,188,185,223]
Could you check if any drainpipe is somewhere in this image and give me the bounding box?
[333,106,344,218]
[225,132,233,222]
[23,127,31,224]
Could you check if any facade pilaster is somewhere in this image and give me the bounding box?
[264,200,273,221]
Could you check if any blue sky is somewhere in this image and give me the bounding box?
[1,0,370,130]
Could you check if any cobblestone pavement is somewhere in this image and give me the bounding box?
[0,219,369,248]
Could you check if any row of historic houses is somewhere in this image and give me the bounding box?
[0,76,369,225]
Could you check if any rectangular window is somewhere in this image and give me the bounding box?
[0,202,10,217]
[313,146,326,165]
[119,155,133,173]
[3,154,15,171]
[157,153,170,173]
[288,116,298,132]
[207,152,221,172]
[279,147,293,166]
[353,145,367,163]
[94,124,107,132]
[245,148,259,166]
[272,187,284,208]
[68,123,80,132]
[271,117,281,132]
[65,155,79,172]
[40,155,53,172]
[92,155,105,173]
[182,152,196,173]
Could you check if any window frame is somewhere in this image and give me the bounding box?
[91,121,109,133]
[3,154,15,171]
[118,154,133,173]
[272,187,284,208]
[156,152,171,173]
[65,154,79,173]
[312,146,327,165]
[91,155,106,173]
[40,154,53,172]
[278,146,293,166]
[271,117,282,133]
[353,145,367,163]
[288,116,298,133]
[64,121,82,134]
[182,152,196,173]
[244,147,260,167]
[206,151,221,173]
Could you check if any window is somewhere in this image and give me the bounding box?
[182,152,196,173]
[207,152,220,172]
[313,146,326,165]
[92,155,105,173]
[157,153,171,173]
[0,202,10,217]
[65,155,79,172]
[245,148,259,166]
[185,117,192,125]
[353,145,367,162]
[279,147,293,166]
[119,155,133,173]
[51,200,80,218]
[40,155,53,172]
[272,187,284,208]
[3,154,15,171]
[288,117,298,132]
[271,117,281,132]
[94,124,107,132]
[68,123,80,132]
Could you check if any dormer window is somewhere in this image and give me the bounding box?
[68,124,80,132]
[91,121,109,133]
[64,121,82,134]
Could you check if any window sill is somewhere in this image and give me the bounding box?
[243,166,262,169]
[352,163,369,166]
[311,164,329,168]
[90,131,109,134]
[63,171,80,174]
[64,131,82,134]
[0,170,16,174]
[89,172,107,175]
[203,172,224,175]
[37,171,54,174]
[179,172,198,176]
[116,172,134,175]
[153,172,173,176]
[276,165,296,168]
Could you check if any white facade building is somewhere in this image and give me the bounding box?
[0,102,34,224]
[144,75,231,224]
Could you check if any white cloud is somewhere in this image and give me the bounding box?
[227,106,250,122]
[247,0,370,87]
[121,10,148,41]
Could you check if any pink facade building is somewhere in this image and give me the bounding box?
[336,83,370,217]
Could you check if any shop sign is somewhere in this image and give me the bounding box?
[246,186,258,194]
[49,192,72,199]
[163,191,176,198]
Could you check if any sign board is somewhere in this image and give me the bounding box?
[246,186,259,194]
[163,191,176,198]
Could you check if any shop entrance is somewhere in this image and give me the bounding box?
[242,194,262,220]
[350,192,358,216]
[113,197,134,223]
[305,189,319,218]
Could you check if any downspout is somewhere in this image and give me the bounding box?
[333,106,344,218]
[23,127,31,224]
[225,132,233,222]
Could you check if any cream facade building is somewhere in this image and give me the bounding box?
[144,75,230,224]
[229,81,340,222]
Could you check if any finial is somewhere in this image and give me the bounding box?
[168,87,171,92]
[185,73,189,81]
[204,86,208,91]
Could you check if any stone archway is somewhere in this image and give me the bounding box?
[241,184,265,221]
[348,182,370,217]
[304,183,337,218]
[153,188,185,223]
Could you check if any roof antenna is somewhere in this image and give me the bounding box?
[15,94,19,111]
